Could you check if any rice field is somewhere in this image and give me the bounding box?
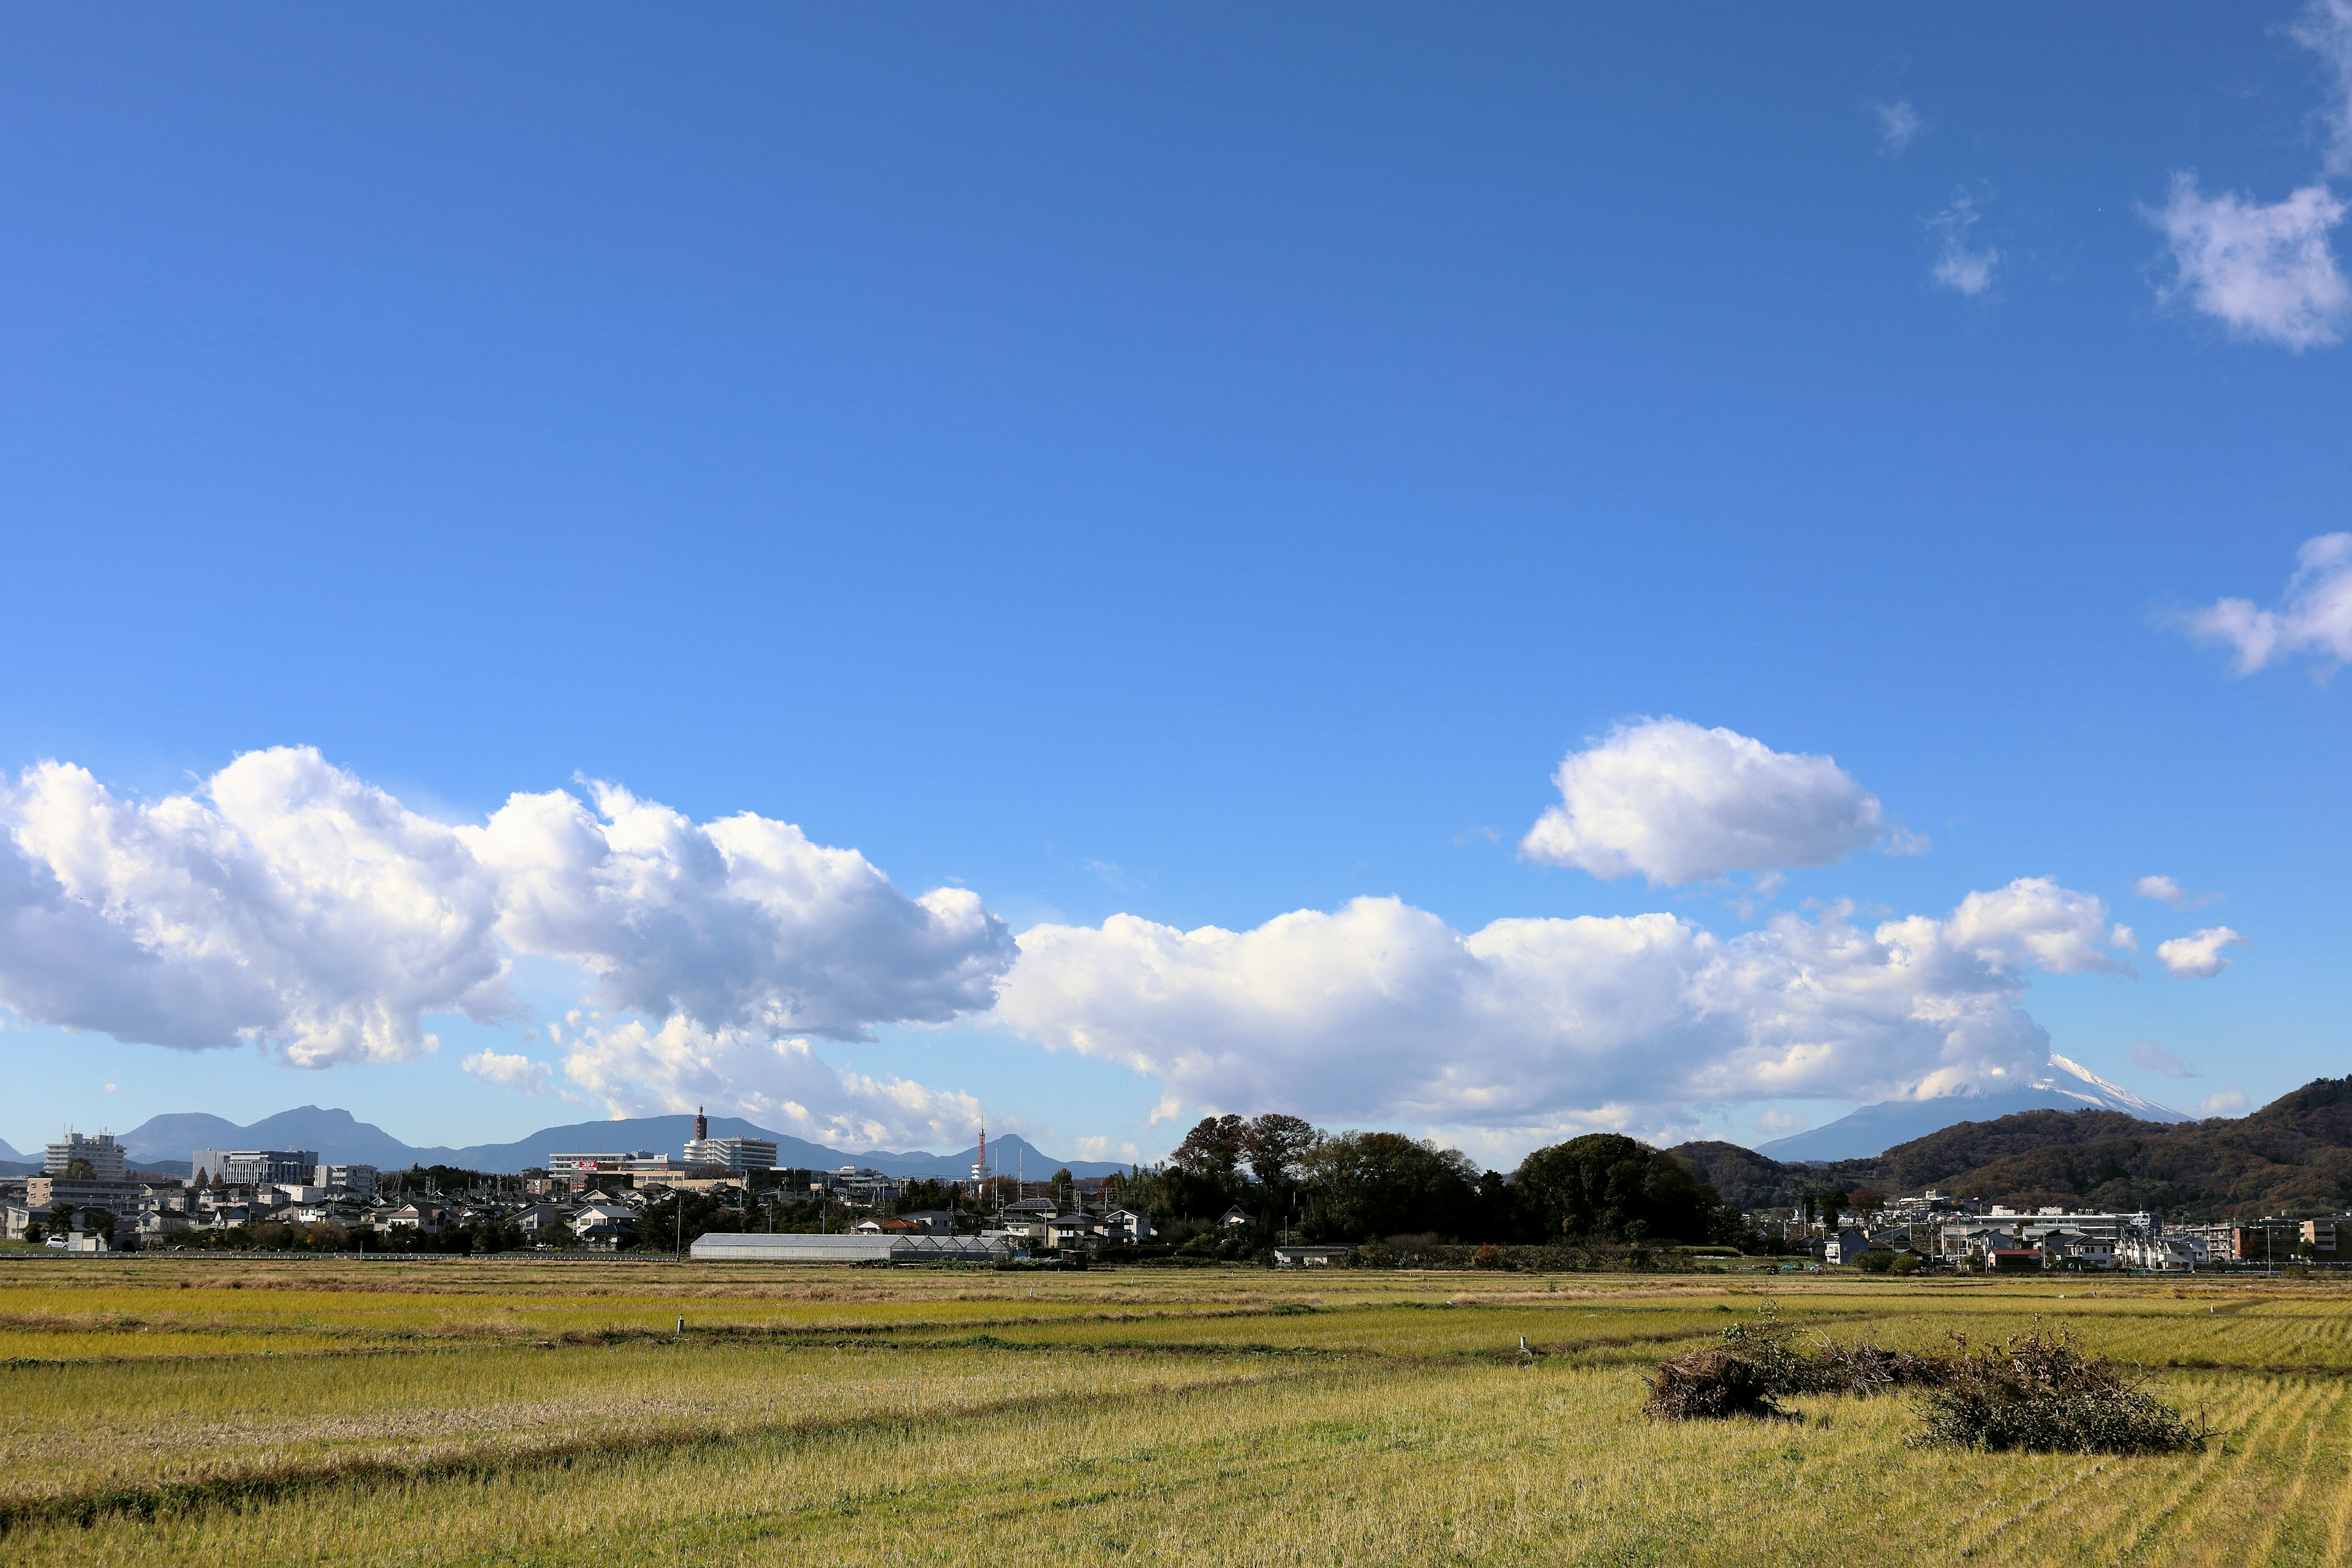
[6,1256,2352,1566]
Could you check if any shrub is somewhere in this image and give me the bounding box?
[1912,1326,2212,1455]
[1471,1244,1504,1270]
[1858,1248,1895,1273]
[1642,1346,1792,1421]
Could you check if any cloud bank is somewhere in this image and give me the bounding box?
[0,750,1017,1095]
[2187,532,2352,674]
[996,877,2132,1137]
[1521,718,1892,886]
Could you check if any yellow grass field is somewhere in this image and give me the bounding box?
[5,1256,2351,1566]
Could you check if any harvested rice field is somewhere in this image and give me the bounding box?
[6,1255,2352,1566]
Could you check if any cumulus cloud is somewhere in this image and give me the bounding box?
[996,878,2131,1132]
[557,1015,984,1151]
[1929,195,1999,296]
[2185,532,2352,674]
[1521,719,1891,886]
[1875,100,1921,155]
[2151,176,2350,349]
[2156,926,2247,979]
[462,782,1014,1041]
[462,1049,557,1096]
[0,749,510,1065]
[1942,876,2134,976]
[2133,874,2221,909]
[2196,1088,2249,1117]
[0,750,1017,1081]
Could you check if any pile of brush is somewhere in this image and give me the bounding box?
[1643,1305,2211,1455]
[1912,1325,2214,1454]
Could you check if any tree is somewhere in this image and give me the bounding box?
[1171,1115,1248,1180]
[1513,1134,1722,1246]
[1240,1114,1322,1189]
[1301,1133,1480,1242]
[1848,1188,1886,1216]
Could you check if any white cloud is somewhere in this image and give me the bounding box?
[1521,718,1890,886]
[2134,874,2222,909]
[557,1015,984,1152]
[2196,1087,2250,1117]
[1942,876,2133,976]
[1875,100,1922,156]
[1929,195,1999,296]
[0,750,1017,1084]
[996,878,2130,1132]
[2156,926,2247,979]
[2293,0,2352,175]
[461,1049,556,1096]
[2131,1041,2199,1079]
[2151,175,2350,349]
[462,782,1013,1041]
[2186,532,2352,674]
[0,748,511,1065]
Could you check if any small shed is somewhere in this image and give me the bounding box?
[1272,1244,1354,1268]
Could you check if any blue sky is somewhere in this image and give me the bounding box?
[2,6,2347,1166]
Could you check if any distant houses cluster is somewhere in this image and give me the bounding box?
[1751,1189,2351,1273]
[1,1116,1166,1263]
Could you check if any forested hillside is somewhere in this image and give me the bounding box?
[1670,1078,2352,1220]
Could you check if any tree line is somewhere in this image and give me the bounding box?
[1104,1114,1740,1250]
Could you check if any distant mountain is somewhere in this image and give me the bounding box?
[0,1134,23,1161]
[1754,1054,2188,1162]
[1672,1076,2352,1221]
[116,1105,1131,1180]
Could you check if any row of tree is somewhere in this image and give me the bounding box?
[1107,1114,1738,1248]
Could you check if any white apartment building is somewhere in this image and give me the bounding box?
[45,1131,126,1182]
[682,1136,778,1172]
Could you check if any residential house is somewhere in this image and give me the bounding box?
[385,1202,444,1234]
[1822,1227,1873,1265]
[1102,1208,1154,1245]
[1217,1205,1255,1229]
[571,1204,637,1246]
[1044,1213,1104,1251]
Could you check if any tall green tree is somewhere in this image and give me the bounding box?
[1513,1134,1722,1245]
[1301,1132,1480,1242]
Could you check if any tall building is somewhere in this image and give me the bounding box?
[190,1149,318,1186]
[679,1106,775,1172]
[45,1132,126,1182]
[683,1135,778,1172]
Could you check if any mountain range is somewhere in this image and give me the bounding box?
[1752,1054,2188,1163]
[1,1106,1132,1182]
[1673,1076,2352,1221]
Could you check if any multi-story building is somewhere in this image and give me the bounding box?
[191,1149,319,1186]
[548,1150,663,1178]
[25,1174,146,1212]
[315,1164,379,1196]
[682,1135,777,1172]
[45,1131,126,1181]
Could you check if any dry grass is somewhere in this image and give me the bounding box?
[6,1259,2352,1565]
